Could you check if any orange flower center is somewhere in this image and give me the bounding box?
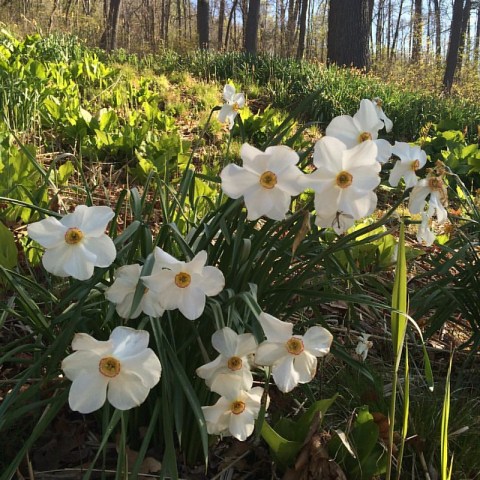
[232,102,240,112]
[259,171,277,189]
[336,171,353,189]
[64,227,84,245]
[175,272,191,288]
[411,160,420,171]
[286,337,304,355]
[227,356,243,371]
[358,132,372,142]
[231,400,246,415]
[99,356,121,378]
[428,177,443,191]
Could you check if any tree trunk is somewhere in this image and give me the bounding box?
[443,0,465,93]
[474,4,480,65]
[411,0,423,62]
[390,0,405,58]
[457,0,472,71]
[433,0,441,57]
[224,0,239,49]
[244,0,261,53]
[197,0,209,49]
[217,0,225,47]
[327,0,372,70]
[296,0,308,59]
[100,0,122,51]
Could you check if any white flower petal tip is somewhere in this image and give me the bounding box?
[202,386,267,441]
[27,205,116,280]
[389,142,427,189]
[372,97,393,133]
[355,333,373,361]
[416,213,436,246]
[408,177,448,223]
[219,84,245,129]
[220,143,305,221]
[255,312,333,392]
[141,248,225,321]
[62,326,161,414]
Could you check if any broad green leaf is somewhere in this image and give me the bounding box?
[0,221,17,268]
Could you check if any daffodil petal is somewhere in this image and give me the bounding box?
[229,410,255,441]
[111,326,150,357]
[27,217,67,248]
[303,326,333,356]
[82,235,117,267]
[272,356,299,393]
[258,312,292,342]
[68,372,108,414]
[121,349,162,388]
[255,341,286,366]
[107,371,151,410]
[294,351,318,383]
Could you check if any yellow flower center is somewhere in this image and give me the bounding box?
[411,160,420,171]
[259,171,277,189]
[358,132,372,142]
[232,102,240,112]
[175,272,191,288]
[230,400,246,415]
[99,356,121,378]
[64,227,84,245]
[336,171,353,189]
[286,337,304,355]
[428,177,443,191]
[227,356,243,371]
[375,99,383,107]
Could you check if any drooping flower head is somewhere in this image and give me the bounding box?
[304,136,380,228]
[220,143,304,221]
[389,142,427,189]
[105,264,165,319]
[218,84,245,129]
[408,175,448,223]
[202,376,267,441]
[141,248,225,321]
[416,212,436,246]
[325,99,392,163]
[255,312,333,393]
[196,327,257,391]
[61,326,162,414]
[355,333,373,361]
[27,205,116,280]
[371,97,393,133]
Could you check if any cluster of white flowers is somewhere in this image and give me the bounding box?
[219,93,449,243]
[197,313,333,441]
[23,88,450,428]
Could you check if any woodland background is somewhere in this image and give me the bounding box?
[1,0,479,93]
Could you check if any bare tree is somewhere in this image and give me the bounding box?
[411,0,423,62]
[100,0,122,51]
[443,0,466,92]
[327,0,373,70]
[296,0,309,59]
[197,0,210,48]
[244,0,261,53]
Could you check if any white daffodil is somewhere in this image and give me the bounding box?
[326,99,392,163]
[255,312,333,393]
[314,211,355,235]
[220,143,304,221]
[196,327,257,391]
[61,326,161,414]
[389,142,427,189]
[202,377,267,441]
[417,212,436,246]
[304,136,380,222]
[105,264,165,319]
[355,333,373,361]
[408,176,448,223]
[371,97,393,133]
[27,205,116,281]
[141,248,225,321]
[218,84,245,129]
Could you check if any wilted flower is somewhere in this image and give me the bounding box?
[141,248,225,321]
[389,142,427,189]
[27,205,116,281]
[372,97,393,133]
[105,264,165,319]
[355,333,373,361]
[202,377,267,441]
[220,143,304,221]
[61,326,162,414]
[218,84,245,129]
[408,176,448,223]
[196,327,257,390]
[325,99,392,163]
[255,312,333,393]
[304,136,380,223]
[416,212,436,246]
